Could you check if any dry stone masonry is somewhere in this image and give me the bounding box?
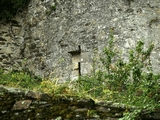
[1,0,160,81]
[0,85,159,120]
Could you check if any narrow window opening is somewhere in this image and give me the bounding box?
[78,62,81,76]
[68,45,81,79]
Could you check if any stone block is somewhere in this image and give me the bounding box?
[0,47,13,54]
[81,52,92,63]
[12,100,32,110]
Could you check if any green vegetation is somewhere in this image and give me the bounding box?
[0,0,30,20]
[76,31,160,118]
[75,33,160,119]
[45,4,56,15]
[0,31,160,119]
[0,69,41,89]
[77,34,160,103]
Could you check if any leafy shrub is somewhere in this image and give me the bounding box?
[100,35,160,106]
[75,29,160,109]
[74,31,160,119]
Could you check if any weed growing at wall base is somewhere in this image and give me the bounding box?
[0,69,42,89]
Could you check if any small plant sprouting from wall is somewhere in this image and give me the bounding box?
[119,109,142,120]
[46,2,56,15]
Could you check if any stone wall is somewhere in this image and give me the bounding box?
[0,85,159,120]
[1,0,160,81]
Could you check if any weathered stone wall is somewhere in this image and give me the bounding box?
[1,0,160,80]
[0,85,159,120]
